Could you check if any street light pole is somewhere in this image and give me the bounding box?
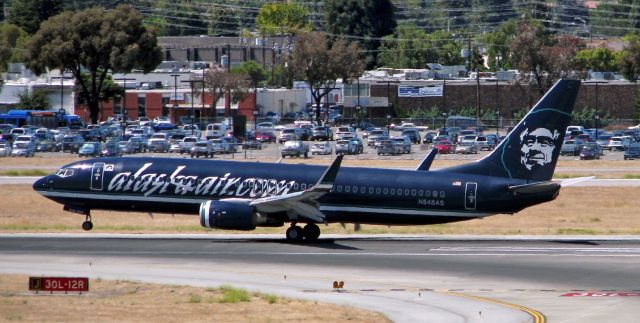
[181,79,204,134]
[114,77,135,125]
[170,74,180,118]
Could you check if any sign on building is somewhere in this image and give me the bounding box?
[398,85,443,97]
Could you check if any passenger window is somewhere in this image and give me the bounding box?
[376,188,381,194]
[404,189,409,196]
[411,189,416,196]
[337,185,342,192]
[345,186,350,193]
[301,184,307,190]
[294,183,299,190]
[425,190,431,197]
[360,187,365,194]
[418,190,423,196]
[383,188,388,194]
[390,188,395,194]
[440,191,446,198]
[369,187,374,194]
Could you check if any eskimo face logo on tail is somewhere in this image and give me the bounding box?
[519,127,560,170]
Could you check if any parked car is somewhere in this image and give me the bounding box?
[102,141,123,157]
[147,133,170,153]
[434,139,454,154]
[179,136,199,154]
[281,140,309,158]
[311,126,334,141]
[597,134,612,149]
[242,139,263,150]
[117,140,136,154]
[61,134,85,153]
[78,142,102,157]
[210,138,237,154]
[311,142,332,155]
[456,141,479,154]
[128,136,147,153]
[335,139,357,155]
[376,140,402,155]
[36,139,58,152]
[256,131,276,143]
[190,140,214,158]
[561,139,584,156]
[422,132,437,144]
[390,136,412,154]
[401,128,421,144]
[367,129,389,146]
[624,144,640,160]
[349,137,364,154]
[11,141,35,157]
[579,143,601,160]
[0,142,11,156]
[475,135,497,151]
[335,126,357,140]
[279,128,307,143]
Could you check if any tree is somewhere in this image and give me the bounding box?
[233,60,267,113]
[574,47,619,73]
[203,68,249,117]
[510,21,551,94]
[26,5,162,124]
[619,35,640,82]
[289,32,364,125]
[0,23,29,72]
[484,20,518,70]
[256,3,310,37]
[15,89,50,110]
[7,0,64,34]
[325,0,396,68]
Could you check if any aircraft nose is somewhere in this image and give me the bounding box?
[33,175,53,191]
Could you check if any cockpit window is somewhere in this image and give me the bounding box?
[55,168,75,177]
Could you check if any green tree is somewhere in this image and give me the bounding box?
[233,60,267,112]
[0,23,29,72]
[256,3,310,37]
[574,47,619,72]
[26,5,162,124]
[7,0,64,34]
[325,0,396,68]
[377,23,434,68]
[484,20,517,70]
[619,34,640,82]
[289,32,364,125]
[207,5,241,36]
[14,89,50,110]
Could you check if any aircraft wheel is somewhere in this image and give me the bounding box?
[303,224,321,241]
[82,221,93,231]
[286,226,304,242]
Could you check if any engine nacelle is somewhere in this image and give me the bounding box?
[199,200,284,230]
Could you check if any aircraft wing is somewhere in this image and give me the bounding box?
[249,155,343,223]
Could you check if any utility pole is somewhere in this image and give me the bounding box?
[170,74,180,119]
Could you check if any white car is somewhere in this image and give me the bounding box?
[311,142,332,155]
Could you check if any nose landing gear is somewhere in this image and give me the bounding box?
[81,213,93,231]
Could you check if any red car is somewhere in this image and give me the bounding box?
[256,132,276,143]
[434,139,453,154]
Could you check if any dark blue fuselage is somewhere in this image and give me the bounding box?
[33,157,557,225]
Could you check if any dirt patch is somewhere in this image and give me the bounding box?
[0,274,388,323]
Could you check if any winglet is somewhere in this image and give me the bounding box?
[416,148,438,171]
[314,154,343,190]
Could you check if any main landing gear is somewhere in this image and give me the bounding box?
[286,223,321,242]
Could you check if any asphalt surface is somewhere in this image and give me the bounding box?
[1,234,639,322]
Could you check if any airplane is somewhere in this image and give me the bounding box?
[33,79,581,242]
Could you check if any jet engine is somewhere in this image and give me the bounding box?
[199,200,283,230]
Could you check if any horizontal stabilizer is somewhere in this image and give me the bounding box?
[508,181,560,194]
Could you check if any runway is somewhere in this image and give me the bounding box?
[1,234,638,322]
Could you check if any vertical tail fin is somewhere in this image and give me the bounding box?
[441,79,581,181]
